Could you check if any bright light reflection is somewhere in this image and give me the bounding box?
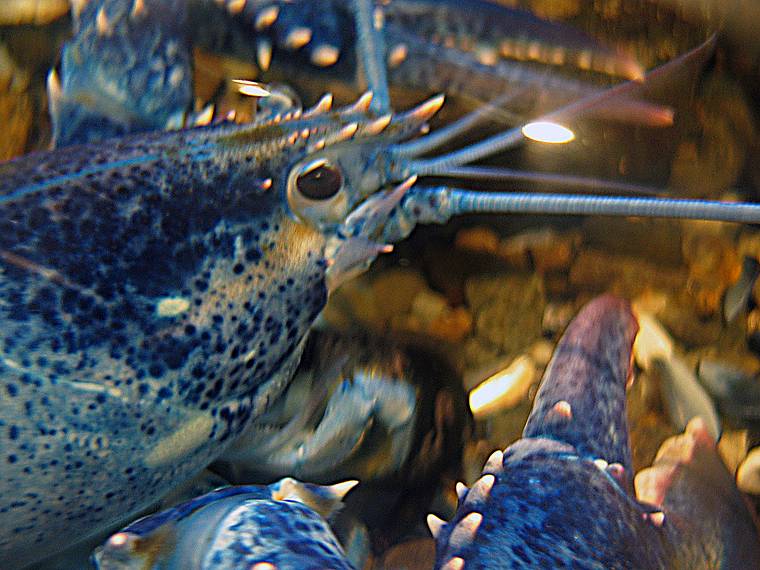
[522,121,575,144]
[232,79,271,98]
[108,532,129,547]
[468,355,535,417]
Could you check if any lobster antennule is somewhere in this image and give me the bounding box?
[419,165,662,196]
[392,90,527,158]
[389,35,716,173]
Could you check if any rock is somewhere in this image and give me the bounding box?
[670,70,755,199]
[541,301,576,337]
[569,249,687,298]
[718,430,750,477]
[454,226,500,255]
[528,339,555,368]
[632,290,669,316]
[467,355,536,417]
[321,276,380,330]
[746,309,760,354]
[633,311,675,371]
[0,0,68,25]
[497,228,580,274]
[379,538,435,570]
[427,306,473,344]
[465,273,545,357]
[0,45,32,160]
[370,268,429,323]
[410,289,449,326]
[658,292,723,347]
[736,230,760,270]
[682,230,741,318]
[737,447,760,495]
[583,218,682,266]
[463,336,502,369]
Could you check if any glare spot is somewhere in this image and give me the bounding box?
[522,121,575,144]
[108,532,129,547]
[468,355,535,417]
[232,79,271,98]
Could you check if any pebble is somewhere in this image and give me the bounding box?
[371,268,429,322]
[658,293,722,347]
[583,218,682,266]
[499,228,580,274]
[670,70,754,198]
[717,430,750,477]
[410,289,449,326]
[467,355,536,417]
[737,447,760,495]
[682,231,741,318]
[632,311,674,371]
[0,44,31,160]
[0,0,69,25]
[454,226,500,255]
[378,538,435,570]
[528,339,555,368]
[426,307,472,343]
[541,301,576,337]
[465,273,545,357]
[569,249,687,298]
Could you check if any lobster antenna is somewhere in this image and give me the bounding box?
[352,0,391,113]
[417,187,760,224]
[393,90,526,157]
[425,165,660,195]
[392,35,717,174]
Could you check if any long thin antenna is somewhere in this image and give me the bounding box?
[413,187,760,224]
[351,0,391,113]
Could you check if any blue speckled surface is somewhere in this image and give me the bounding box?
[432,296,760,569]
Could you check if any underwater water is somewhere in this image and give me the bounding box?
[2,0,760,568]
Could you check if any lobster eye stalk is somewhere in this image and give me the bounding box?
[296,160,344,200]
[287,158,349,225]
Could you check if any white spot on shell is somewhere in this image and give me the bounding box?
[257,38,273,71]
[285,27,312,50]
[145,414,214,468]
[647,511,665,527]
[311,45,340,67]
[168,67,184,89]
[552,400,573,420]
[388,43,408,68]
[96,6,113,36]
[108,532,130,548]
[594,458,609,471]
[255,5,279,30]
[130,0,146,19]
[227,0,246,15]
[156,297,190,317]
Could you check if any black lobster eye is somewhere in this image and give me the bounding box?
[296,162,343,200]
